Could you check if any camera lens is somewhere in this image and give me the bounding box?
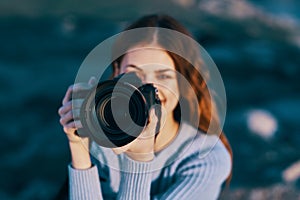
[97,93,141,133]
[80,81,148,147]
[78,72,160,148]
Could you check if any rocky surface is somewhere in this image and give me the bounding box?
[0,0,299,199]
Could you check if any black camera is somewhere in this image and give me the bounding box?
[77,72,161,148]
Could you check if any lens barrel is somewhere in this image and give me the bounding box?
[78,72,161,147]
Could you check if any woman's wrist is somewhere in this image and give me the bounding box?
[125,151,154,162]
[69,141,92,169]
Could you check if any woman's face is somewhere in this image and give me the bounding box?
[117,47,180,117]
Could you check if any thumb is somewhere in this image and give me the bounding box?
[138,108,159,139]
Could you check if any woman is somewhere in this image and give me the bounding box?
[58,14,232,200]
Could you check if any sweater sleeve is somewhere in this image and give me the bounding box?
[153,140,232,200]
[68,155,155,200]
[68,164,103,200]
[117,155,154,200]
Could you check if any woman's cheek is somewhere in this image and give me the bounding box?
[156,82,179,112]
[165,91,179,112]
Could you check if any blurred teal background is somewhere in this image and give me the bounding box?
[0,0,300,199]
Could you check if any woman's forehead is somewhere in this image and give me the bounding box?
[121,47,175,70]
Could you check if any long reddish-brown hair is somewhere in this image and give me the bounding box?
[112,14,232,181]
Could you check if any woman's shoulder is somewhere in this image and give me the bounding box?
[173,122,232,179]
[179,122,229,153]
[175,122,231,167]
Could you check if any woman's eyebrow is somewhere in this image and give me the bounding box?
[156,69,176,73]
[125,64,143,71]
[126,65,175,73]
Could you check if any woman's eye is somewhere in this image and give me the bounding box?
[157,74,172,80]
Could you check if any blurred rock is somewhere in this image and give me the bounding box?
[246,109,278,140]
[282,160,300,183]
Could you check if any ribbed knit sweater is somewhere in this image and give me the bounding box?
[68,122,232,200]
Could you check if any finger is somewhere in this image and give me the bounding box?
[158,106,167,132]
[149,107,159,121]
[58,102,71,116]
[59,109,80,125]
[138,129,156,140]
[72,82,94,92]
[65,120,82,129]
[138,109,158,140]
[148,108,159,127]
[63,82,95,105]
[59,111,73,126]
[59,99,85,116]
[62,85,73,105]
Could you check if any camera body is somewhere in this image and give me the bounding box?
[78,72,161,147]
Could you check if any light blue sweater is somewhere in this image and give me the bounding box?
[68,122,232,200]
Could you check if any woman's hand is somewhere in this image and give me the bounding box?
[58,77,96,142]
[58,77,96,169]
[112,108,159,162]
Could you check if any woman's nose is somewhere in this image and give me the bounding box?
[143,74,156,84]
[143,74,161,92]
